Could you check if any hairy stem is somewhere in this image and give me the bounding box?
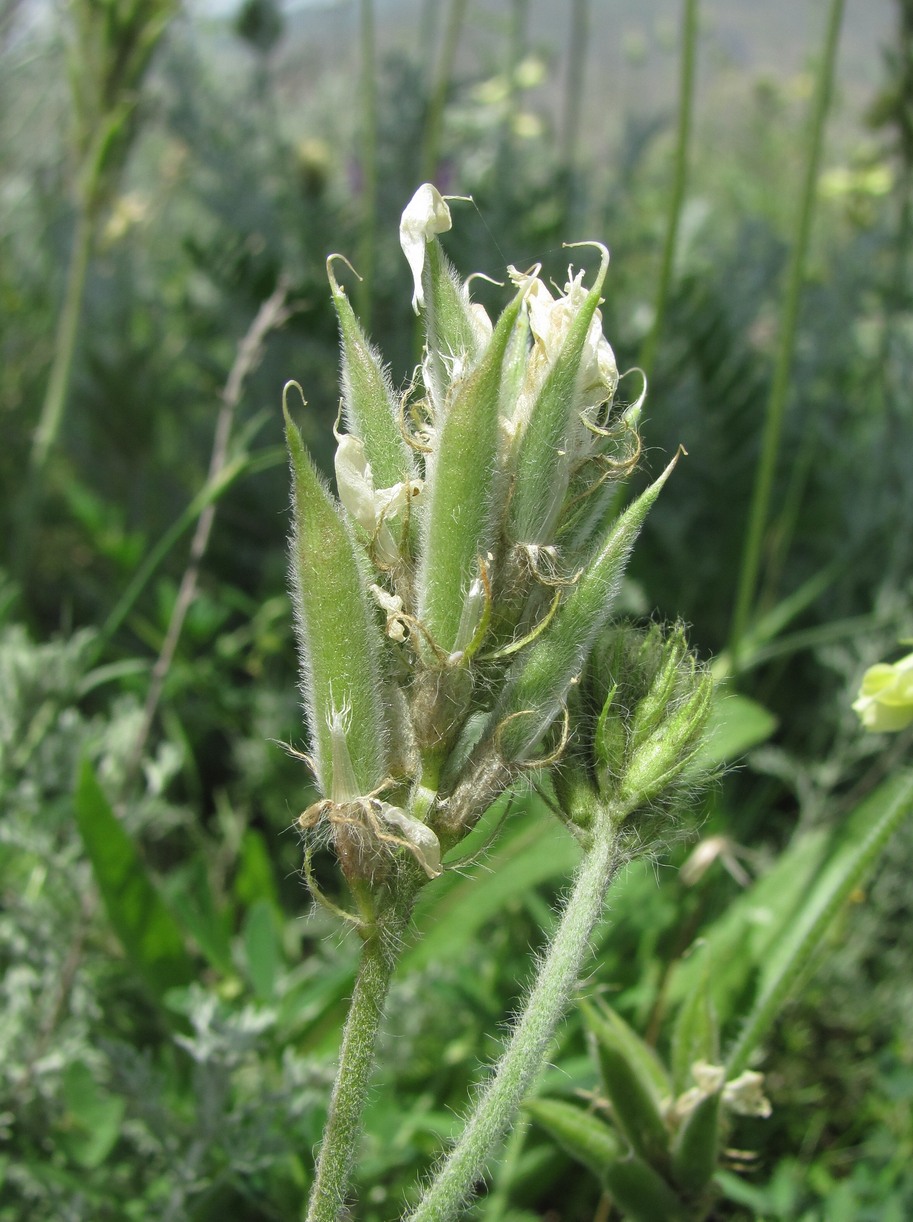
[306,885,417,1222]
[407,813,621,1221]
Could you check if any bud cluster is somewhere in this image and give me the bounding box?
[285,185,684,902]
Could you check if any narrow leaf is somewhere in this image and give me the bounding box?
[74,760,194,998]
[583,1000,671,1172]
[727,767,913,1075]
[602,1155,688,1222]
[523,1097,622,1180]
[670,1090,721,1196]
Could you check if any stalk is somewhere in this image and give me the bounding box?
[728,0,845,668]
[638,0,699,384]
[306,885,417,1222]
[356,0,377,328]
[14,193,98,576]
[420,0,469,182]
[407,812,621,1221]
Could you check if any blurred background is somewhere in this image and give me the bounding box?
[2,1,913,1218]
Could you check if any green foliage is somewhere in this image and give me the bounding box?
[2,0,913,1217]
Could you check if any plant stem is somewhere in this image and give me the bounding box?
[638,0,699,385]
[420,0,468,182]
[306,885,417,1222]
[13,193,98,578]
[727,0,844,669]
[356,0,377,329]
[407,813,621,1222]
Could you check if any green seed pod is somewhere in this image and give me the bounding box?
[284,392,388,800]
[328,256,415,493]
[416,292,524,658]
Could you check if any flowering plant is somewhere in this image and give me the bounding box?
[286,185,712,1221]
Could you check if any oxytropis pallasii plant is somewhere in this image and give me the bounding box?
[285,184,713,1222]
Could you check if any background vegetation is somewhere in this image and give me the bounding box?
[1,0,911,1217]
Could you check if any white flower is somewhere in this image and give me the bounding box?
[722,1070,772,1118]
[334,434,422,565]
[506,261,618,450]
[400,183,452,313]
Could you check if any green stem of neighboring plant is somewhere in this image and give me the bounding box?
[561,0,589,224]
[420,0,469,182]
[728,0,845,670]
[638,0,699,384]
[30,195,97,479]
[407,811,621,1222]
[356,0,377,329]
[306,886,417,1222]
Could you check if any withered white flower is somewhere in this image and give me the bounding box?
[334,433,422,565]
[400,183,452,313]
[376,803,442,878]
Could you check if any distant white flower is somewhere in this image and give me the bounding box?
[722,1070,772,1118]
[400,183,452,313]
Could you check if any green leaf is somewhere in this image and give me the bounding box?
[582,1000,671,1171]
[74,760,194,998]
[285,398,388,799]
[670,1090,721,1197]
[165,854,233,977]
[58,1061,125,1170]
[727,767,913,1075]
[405,797,580,972]
[523,1097,622,1181]
[670,969,719,1094]
[234,827,281,910]
[602,1155,688,1222]
[243,898,283,1001]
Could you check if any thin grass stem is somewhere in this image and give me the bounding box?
[728,0,845,668]
[420,0,469,182]
[356,0,377,328]
[638,0,699,384]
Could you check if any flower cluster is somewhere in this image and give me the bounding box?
[285,185,678,904]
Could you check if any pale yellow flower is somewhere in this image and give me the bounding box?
[853,648,913,733]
